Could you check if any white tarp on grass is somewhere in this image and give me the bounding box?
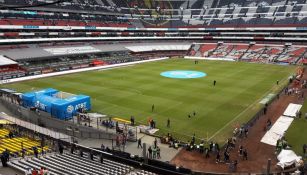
[283,103,302,117]
[261,116,294,146]
[277,149,302,169]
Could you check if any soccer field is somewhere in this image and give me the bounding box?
[1,59,296,143]
[286,100,307,158]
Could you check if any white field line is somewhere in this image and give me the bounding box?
[207,75,289,141]
[97,64,134,71]
[0,57,169,84]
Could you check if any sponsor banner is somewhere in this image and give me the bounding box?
[29,71,41,75]
[58,67,70,71]
[296,27,307,30]
[42,69,54,74]
[23,25,39,29]
[85,26,96,30]
[19,32,35,36]
[168,28,178,31]
[72,65,81,69]
[80,64,89,68]
[205,28,216,31]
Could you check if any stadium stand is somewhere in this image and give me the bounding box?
[198,43,217,57]
[0,128,48,156]
[0,55,26,80]
[228,45,250,59]
[188,43,307,64]
[210,44,235,57]
[1,0,307,30]
[0,40,305,81]
[0,41,192,78]
[9,153,136,175]
[9,152,160,175]
[0,0,307,174]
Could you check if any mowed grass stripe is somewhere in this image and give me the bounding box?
[2,59,296,143]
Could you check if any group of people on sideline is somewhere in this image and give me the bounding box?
[146,138,161,159]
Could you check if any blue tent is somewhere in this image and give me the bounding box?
[21,88,91,120]
[21,88,58,108]
[50,95,91,120]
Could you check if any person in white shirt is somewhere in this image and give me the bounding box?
[25,168,32,175]
[44,168,50,175]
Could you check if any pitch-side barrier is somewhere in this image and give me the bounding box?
[0,57,169,84]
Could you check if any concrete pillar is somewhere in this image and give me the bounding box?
[143,143,147,163]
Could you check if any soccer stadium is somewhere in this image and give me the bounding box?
[0,0,306,174]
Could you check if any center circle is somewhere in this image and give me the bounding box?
[160,70,207,79]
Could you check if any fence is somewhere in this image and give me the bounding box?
[0,98,115,140]
[0,112,72,142]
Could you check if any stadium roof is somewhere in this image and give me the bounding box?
[125,44,191,52]
[0,55,17,66]
[0,44,129,61]
[0,42,192,61]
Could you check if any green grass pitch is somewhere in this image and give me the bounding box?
[286,100,307,158]
[1,59,296,143]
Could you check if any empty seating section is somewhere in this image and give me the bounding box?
[9,153,157,175]
[0,65,26,80]
[211,45,234,57]
[1,0,307,28]
[228,45,249,58]
[0,18,130,28]
[0,45,28,50]
[0,129,48,156]
[189,43,306,64]
[198,44,217,57]
[16,48,158,74]
[191,0,204,9]
[189,49,197,56]
[0,128,9,137]
[241,45,265,61]
[291,48,306,57]
[276,47,306,63]
[259,46,283,61]
[0,56,27,80]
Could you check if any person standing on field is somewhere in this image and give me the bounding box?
[167,118,170,128]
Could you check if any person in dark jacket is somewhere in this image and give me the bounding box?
[148,146,152,159]
[137,138,142,148]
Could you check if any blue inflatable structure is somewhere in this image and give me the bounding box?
[21,88,91,120]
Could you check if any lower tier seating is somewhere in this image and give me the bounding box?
[9,153,157,175]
